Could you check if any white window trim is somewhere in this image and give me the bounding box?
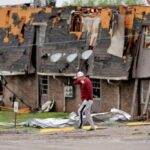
[91,78,101,101]
[40,76,49,95]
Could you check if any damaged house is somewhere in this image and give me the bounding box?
[0,5,150,117]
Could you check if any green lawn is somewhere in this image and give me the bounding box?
[0,109,69,123]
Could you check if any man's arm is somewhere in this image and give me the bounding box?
[85,81,93,100]
[73,79,81,85]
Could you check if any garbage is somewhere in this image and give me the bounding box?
[20,118,75,128]
[92,108,131,123]
[17,107,31,114]
[20,108,131,128]
[0,108,131,128]
[40,100,55,112]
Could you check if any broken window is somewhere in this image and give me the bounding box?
[70,14,82,32]
[143,26,150,48]
[141,80,150,104]
[40,76,48,95]
[91,79,101,99]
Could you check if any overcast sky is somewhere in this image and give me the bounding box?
[0,0,33,6]
[0,0,148,7]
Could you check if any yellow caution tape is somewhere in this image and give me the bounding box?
[127,122,150,126]
[40,125,100,133]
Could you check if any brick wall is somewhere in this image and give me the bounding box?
[100,80,120,112]
[48,76,81,113]
[120,80,137,114]
[3,75,36,109]
[100,80,137,114]
[2,75,137,114]
[65,85,81,113]
[49,77,66,112]
[48,78,137,114]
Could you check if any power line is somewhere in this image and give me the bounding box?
[0,76,32,109]
[0,33,142,49]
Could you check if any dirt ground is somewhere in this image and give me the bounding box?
[0,124,150,150]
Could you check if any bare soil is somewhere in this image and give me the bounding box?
[0,124,150,150]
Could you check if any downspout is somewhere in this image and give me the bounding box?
[63,83,66,112]
[107,79,121,109]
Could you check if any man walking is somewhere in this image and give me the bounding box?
[73,71,95,131]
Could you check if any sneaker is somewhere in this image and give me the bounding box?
[87,128,96,131]
[74,124,82,129]
[76,126,82,129]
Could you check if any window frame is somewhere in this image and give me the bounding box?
[91,78,101,100]
[40,76,49,95]
[70,14,82,32]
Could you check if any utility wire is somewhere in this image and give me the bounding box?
[0,32,142,49]
[0,76,32,109]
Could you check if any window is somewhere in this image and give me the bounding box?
[143,26,150,48]
[70,14,82,32]
[91,79,101,99]
[141,80,150,104]
[40,76,48,95]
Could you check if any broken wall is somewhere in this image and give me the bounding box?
[46,76,136,113]
[3,75,36,109]
[1,6,150,112]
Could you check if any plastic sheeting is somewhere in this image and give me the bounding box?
[19,108,131,128]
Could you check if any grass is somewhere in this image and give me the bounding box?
[0,109,69,123]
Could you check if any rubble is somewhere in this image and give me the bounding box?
[19,108,131,128]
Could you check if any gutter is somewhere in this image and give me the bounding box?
[37,72,128,80]
[0,71,25,76]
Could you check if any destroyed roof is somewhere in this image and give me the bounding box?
[0,7,52,75]
[0,6,150,79]
[37,6,134,80]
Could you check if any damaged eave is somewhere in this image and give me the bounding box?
[37,72,128,80]
[0,71,26,76]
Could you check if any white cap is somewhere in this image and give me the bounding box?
[74,71,84,79]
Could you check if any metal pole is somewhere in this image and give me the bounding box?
[14,112,17,128]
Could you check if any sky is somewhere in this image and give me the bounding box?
[0,0,148,7]
[0,0,33,6]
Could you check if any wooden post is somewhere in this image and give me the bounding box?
[131,79,139,118]
[14,102,19,128]
[117,86,121,109]
[63,83,66,112]
[142,80,150,115]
